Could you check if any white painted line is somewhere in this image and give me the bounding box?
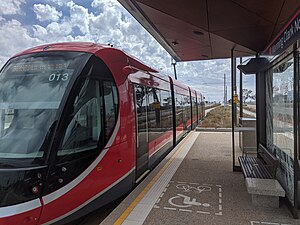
[164,207,176,211]
[197,211,210,215]
[261,223,279,225]
[177,181,188,184]
[250,221,292,225]
[189,182,200,185]
[155,198,161,204]
[179,209,192,212]
[250,221,280,225]
[153,205,160,209]
[218,185,223,215]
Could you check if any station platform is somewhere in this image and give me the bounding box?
[84,131,298,225]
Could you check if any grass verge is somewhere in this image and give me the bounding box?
[199,105,254,128]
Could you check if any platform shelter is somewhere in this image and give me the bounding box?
[117,0,300,218]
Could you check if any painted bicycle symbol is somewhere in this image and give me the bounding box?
[168,194,211,208]
[176,184,212,193]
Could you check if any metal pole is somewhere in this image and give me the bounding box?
[293,44,299,218]
[232,51,237,126]
[239,57,243,118]
[171,59,177,80]
[232,48,240,172]
[224,74,226,107]
[231,49,235,171]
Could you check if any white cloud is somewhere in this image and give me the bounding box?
[0,0,25,15]
[0,19,42,67]
[67,1,90,34]
[28,0,169,72]
[45,0,72,7]
[33,4,62,22]
[91,0,120,10]
[32,24,48,38]
[89,0,171,72]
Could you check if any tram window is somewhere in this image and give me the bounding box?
[192,97,197,119]
[198,98,202,119]
[103,81,118,142]
[160,90,172,131]
[134,85,147,148]
[0,52,87,161]
[58,79,102,156]
[181,95,187,125]
[185,95,191,122]
[147,88,161,142]
[175,93,183,127]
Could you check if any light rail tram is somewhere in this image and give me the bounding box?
[0,42,204,225]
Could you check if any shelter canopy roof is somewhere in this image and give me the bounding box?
[117,0,300,61]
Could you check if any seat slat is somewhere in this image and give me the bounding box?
[238,144,277,180]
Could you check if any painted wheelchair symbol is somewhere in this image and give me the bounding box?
[168,194,211,208]
[176,184,212,193]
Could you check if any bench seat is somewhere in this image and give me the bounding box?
[238,144,278,179]
[238,156,273,179]
[238,144,285,208]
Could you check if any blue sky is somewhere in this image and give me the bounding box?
[0,0,256,102]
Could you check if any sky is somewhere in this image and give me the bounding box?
[0,0,256,102]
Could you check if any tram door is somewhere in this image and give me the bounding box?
[134,85,149,181]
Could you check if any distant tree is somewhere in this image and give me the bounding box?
[242,89,256,103]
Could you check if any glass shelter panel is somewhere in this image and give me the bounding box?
[273,59,294,157]
[266,56,295,205]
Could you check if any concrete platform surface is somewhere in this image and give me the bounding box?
[89,132,299,225]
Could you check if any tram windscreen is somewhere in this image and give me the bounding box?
[0,52,87,163]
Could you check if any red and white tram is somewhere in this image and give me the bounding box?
[0,42,204,225]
